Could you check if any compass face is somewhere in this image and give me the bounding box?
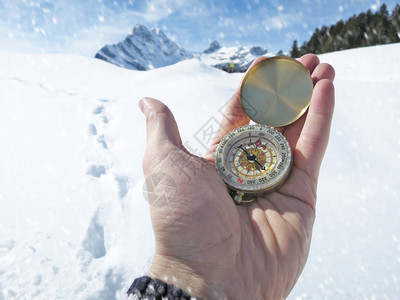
[215,124,292,194]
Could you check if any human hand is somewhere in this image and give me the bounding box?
[140,54,335,299]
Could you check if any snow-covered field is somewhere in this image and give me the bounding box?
[0,43,399,299]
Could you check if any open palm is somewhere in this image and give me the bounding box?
[140,54,335,299]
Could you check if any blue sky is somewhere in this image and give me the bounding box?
[0,0,399,56]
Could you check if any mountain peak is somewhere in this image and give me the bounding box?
[131,24,157,44]
[95,24,193,70]
[203,40,221,54]
[95,24,270,72]
[132,24,150,35]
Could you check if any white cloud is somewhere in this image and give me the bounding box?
[263,11,305,32]
[370,0,383,12]
[269,16,288,30]
[144,1,172,20]
[218,17,234,27]
[139,0,200,22]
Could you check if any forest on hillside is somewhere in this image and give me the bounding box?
[290,3,400,57]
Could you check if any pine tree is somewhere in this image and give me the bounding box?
[290,40,299,58]
[379,3,389,17]
[277,49,284,56]
[289,2,400,55]
[376,4,391,43]
[392,4,400,37]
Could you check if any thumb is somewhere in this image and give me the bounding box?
[139,97,182,173]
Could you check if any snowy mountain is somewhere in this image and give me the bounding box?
[199,40,269,72]
[95,24,194,70]
[1,43,400,299]
[95,24,269,72]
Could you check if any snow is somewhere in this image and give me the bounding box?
[0,43,400,299]
[291,43,400,299]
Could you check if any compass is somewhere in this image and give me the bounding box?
[215,57,313,204]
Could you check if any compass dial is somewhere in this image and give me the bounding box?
[215,124,292,197]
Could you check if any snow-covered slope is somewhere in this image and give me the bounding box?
[95,24,194,70]
[94,25,269,72]
[0,43,399,299]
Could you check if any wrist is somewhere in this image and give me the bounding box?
[127,275,194,299]
[149,254,229,299]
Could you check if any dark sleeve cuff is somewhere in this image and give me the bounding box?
[127,276,198,299]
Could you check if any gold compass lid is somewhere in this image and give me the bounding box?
[240,56,313,127]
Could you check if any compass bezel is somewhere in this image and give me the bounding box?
[215,124,292,194]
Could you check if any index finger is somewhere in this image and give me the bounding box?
[294,78,335,183]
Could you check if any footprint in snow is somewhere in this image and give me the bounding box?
[115,175,130,199]
[88,124,97,136]
[96,135,108,149]
[92,105,104,115]
[86,165,107,178]
[81,209,106,259]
